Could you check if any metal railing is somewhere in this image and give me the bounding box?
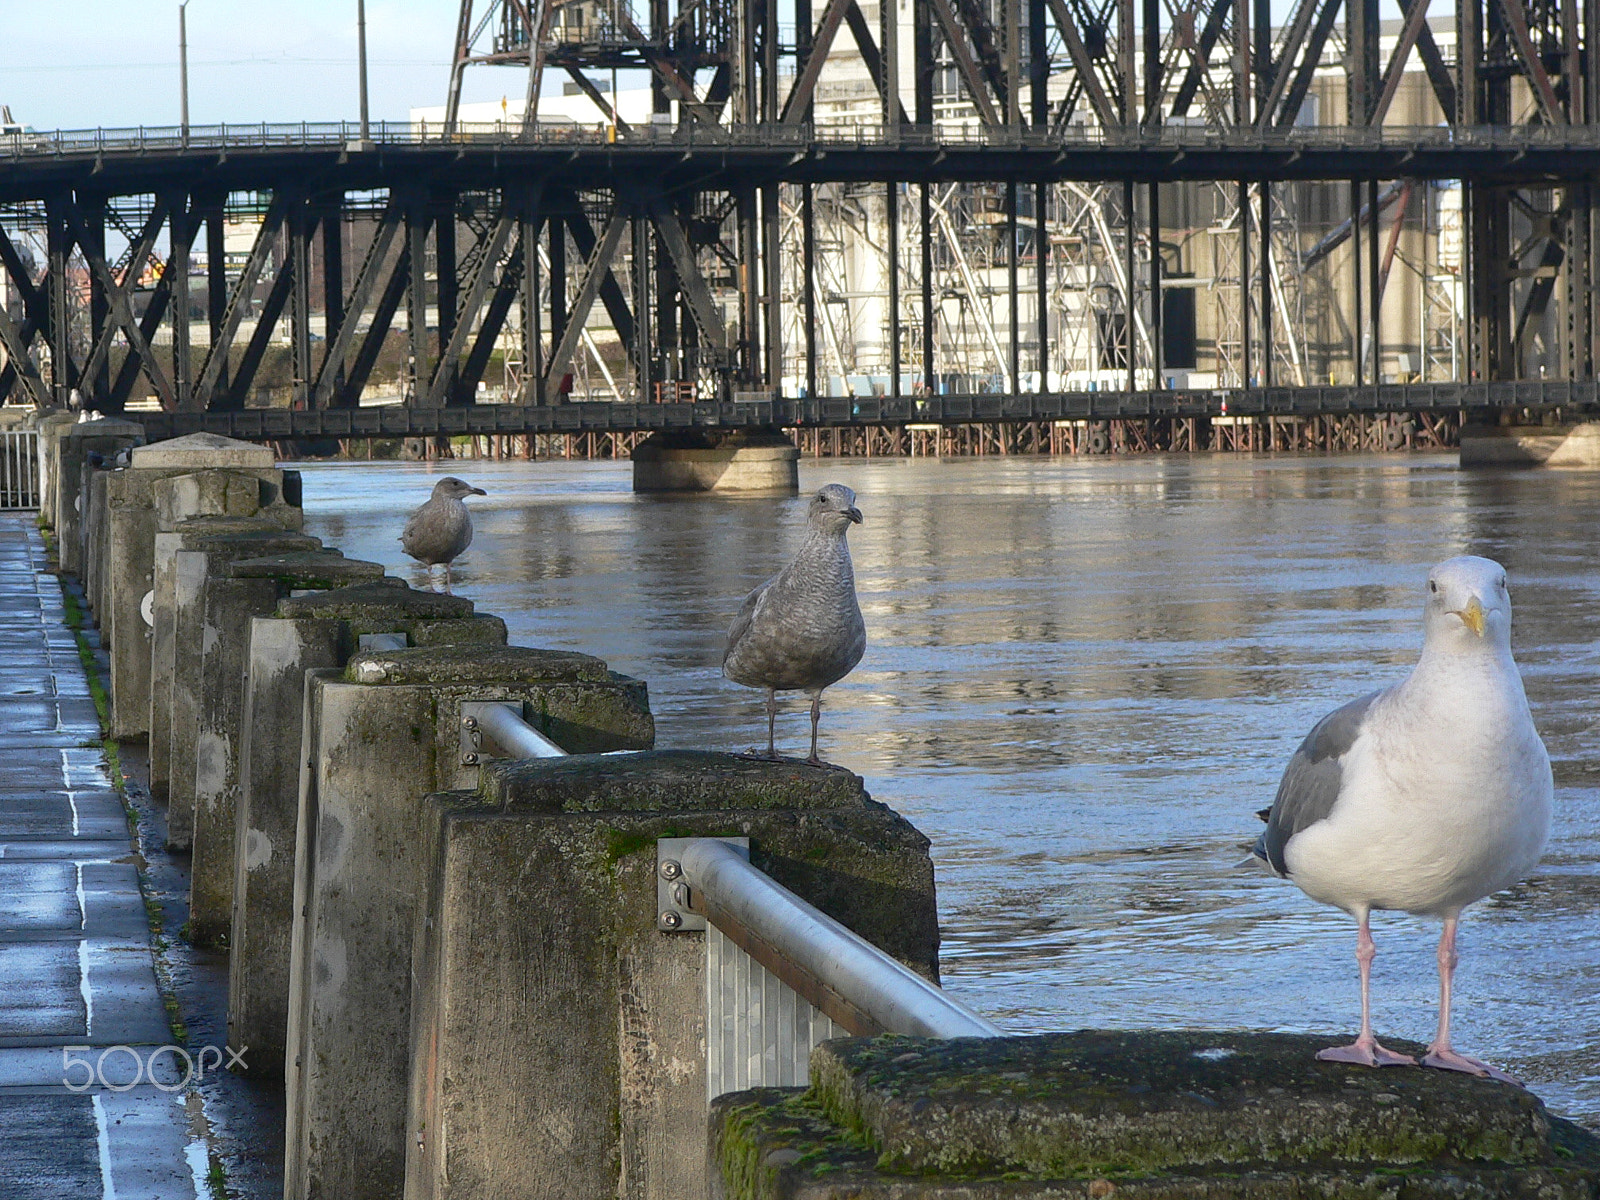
[461,699,567,760]
[674,837,999,1040]
[469,699,998,1093]
[0,430,41,511]
[4,118,1600,162]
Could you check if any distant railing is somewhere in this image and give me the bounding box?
[471,700,998,1093]
[0,431,41,511]
[3,118,1599,161]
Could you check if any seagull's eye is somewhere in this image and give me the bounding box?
[1429,580,1438,594]
[1499,577,1507,589]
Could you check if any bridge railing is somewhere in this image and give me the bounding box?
[7,118,1600,160]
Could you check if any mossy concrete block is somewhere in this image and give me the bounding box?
[151,520,319,802]
[345,643,612,685]
[277,581,467,619]
[35,411,80,531]
[284,649,656,1200]
[812,1033,1555,1172]
[227,552,388,589]
[710,1034,1600,1200]
[404,753,939,1200]
[86,469,111,618]
[102,461,300,739]
[190,552,387,946]
[229,589,506,1079]
[128,430,277,469]
[56,418,143,575]
[344,645,654,753]
[164,530,322,843]
[483,749,883,813]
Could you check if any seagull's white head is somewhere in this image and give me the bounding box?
[808,483,863,534]
[1423,554,1512,650]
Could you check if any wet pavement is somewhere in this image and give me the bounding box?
[0,515,205,1200]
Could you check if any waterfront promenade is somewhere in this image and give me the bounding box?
[0,514,201,1200]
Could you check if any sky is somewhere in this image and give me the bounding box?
[2,1,544,131]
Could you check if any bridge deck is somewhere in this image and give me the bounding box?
[4,121,1600,199]
[128,382,1596,441]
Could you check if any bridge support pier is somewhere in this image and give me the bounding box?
[631,430,799,494]
[1459,421,1600,466]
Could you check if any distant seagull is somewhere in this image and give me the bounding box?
[724,484,866,764]
[1254,555,1552,1083]
[400,476,486,594]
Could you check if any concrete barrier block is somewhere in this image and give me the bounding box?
[128,430,277,470]
[104,458,301,740]
[151,518,314,801]
[712,1032,1600,1197]
[86,469,111,621]
[402,752,940,1200]
[229,583,506,1078]
[57,419,144,577]
[188,552,389,947]
[283,648,656,1200]
[165,529,324,846]
[33,411,79,531]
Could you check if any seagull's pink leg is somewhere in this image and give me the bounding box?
[806,691,823,765]
[1317,911,1417,1068]
[1422,915,1521,1085]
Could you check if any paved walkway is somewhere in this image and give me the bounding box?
[0,515,203,1200]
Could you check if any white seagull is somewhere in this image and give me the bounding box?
[1253,555,1552,1082]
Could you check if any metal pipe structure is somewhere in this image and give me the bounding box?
[679,837,1002,1039]
[469,700,568,759]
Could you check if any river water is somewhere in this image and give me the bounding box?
[297,451,1600,1127]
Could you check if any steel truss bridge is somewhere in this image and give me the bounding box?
[3,0,1600,436]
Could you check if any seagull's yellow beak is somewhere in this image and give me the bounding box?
[1453,596,1486,637]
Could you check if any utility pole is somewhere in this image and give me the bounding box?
[358,0,370,140]
[179,1,190,136]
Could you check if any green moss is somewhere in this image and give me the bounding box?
[603,824,698,862]
[604,829,656,861]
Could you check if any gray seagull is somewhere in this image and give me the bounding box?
[1253,555,1551,1083]
[400,476,486,593]
[723,483,866,764]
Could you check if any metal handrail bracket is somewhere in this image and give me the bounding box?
[458,699,567,764]
[660,836,1000,1039]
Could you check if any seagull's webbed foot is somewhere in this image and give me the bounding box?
[1422,1047,1521,1086]
[1316,1038,1417,1068]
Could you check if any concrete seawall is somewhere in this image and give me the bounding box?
[16,414,1594,1200]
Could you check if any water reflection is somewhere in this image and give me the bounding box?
[298,452,1600,1126]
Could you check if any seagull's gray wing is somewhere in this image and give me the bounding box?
[400,504,426,553]
[1254,690,1382,876]
[722,580,770,670]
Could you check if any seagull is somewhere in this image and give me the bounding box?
[723,483,866,764]
[400,476,486,593]
[1253,555,1551,1083]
